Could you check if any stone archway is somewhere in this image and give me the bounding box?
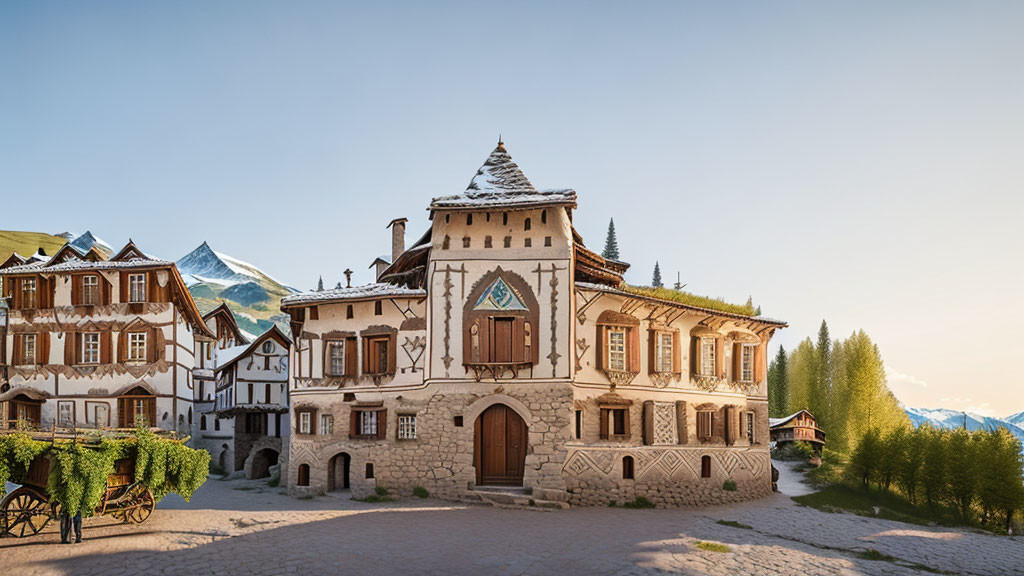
[250,448,279,479]
[327,452,351,492]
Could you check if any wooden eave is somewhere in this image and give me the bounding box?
[214,324,291,374]
[203,303,247,344]
[0,253,27,269]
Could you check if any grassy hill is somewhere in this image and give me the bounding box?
[0,230,67,262]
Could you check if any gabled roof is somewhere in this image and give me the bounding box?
[769,410,817,429]
[429,141,577,213]
[203,302,249,344]
[110,239,148,262]
[46,243,108,266]
[214,324,292,373]
[0,252,27,270]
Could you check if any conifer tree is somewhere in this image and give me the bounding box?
[785,339,816,417]
[601,218,620,260]
[767,345,788,417]
[809,320,832,435]
[652,262,663,287]
[317,276,324,292]
[335,282,342,289]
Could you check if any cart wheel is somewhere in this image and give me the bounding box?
[1,487,52,538]
[124,487,155,525]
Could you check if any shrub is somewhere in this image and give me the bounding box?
[722,480,737,491]
[622,496,655,509]
[412,486,429,498]
[695,541,730,553]
[375,486,389,497]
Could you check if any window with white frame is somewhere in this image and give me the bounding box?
[656,332,674,373]
[82,275,99,305]
[327,341,345,376]
[700,338,716,377]
[697,410,714,440]
[82,333,100,364]
[607,329,626,371]
[320,414,333,435]
[740,344,755,383]
[128,273,146,302]
[22,334,36,364]
[745,411,755,444]
[397,414,417,440]
[360,410,378,436]
[128,332,147,362]
[23,278,37,308]
[299,412,311,434]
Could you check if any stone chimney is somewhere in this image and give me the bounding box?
[387,218,408,263]
[370,258,390,282]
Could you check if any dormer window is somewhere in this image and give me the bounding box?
[82,275,99,305]
[128,273,146,302]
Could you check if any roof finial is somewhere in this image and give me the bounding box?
[497,134,505,151]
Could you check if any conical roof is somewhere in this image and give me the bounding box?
[430,141,576,212]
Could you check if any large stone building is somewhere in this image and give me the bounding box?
[282,142,786,507]
[0,241,210,434]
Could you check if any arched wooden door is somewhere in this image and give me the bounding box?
[474,404,527,486]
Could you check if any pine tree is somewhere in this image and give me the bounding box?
[652,261,663,287]
[767,345,788,417]
[317,276,324,292]
[809,320,832,435]
[335,282,342,289]
[601,218,620,260]
[754,305,762,316]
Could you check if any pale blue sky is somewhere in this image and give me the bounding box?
[2,1,1022,414]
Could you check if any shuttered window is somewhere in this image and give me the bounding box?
[360,410,378,435]
[21,334,36,365]
[607,329,626,371]
[745,412,755,443]
[128,273,146,302]
[740,344,755,383]
[656,332,673,373]
[599,407,630,440]
[22,278,37,309]
[363,336,393,375]
[327,341,345,376]
[350,409,387,440]
[82,275,99,305]
[697,410,714,441]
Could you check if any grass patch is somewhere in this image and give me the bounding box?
[722,480,737,491]
[375,486,389,496]
[694,541,730,553]
[621,285,756,316]
[267,477,280,488]
[621,497,655,509]
[793,485,956,528]
[716,519,752,530]
[412,486,429,498]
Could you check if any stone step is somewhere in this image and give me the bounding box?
[470,489,569,510]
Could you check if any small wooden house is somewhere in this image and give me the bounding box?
[769,409,825,451]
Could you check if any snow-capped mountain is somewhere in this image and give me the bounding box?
[67,231,114,257]
[176,242,295,335]
[905,407,1024,447]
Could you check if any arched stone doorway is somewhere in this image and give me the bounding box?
[327,452,351,492]
[474,404,528,486]
[250,448,279,479]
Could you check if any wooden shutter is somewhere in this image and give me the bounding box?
[387,335,397,374]
[119,272,129,303]
[71,275,82,306]
[9,278,20,310]
[147,328,158,362]
[690,336,698,374]
[309,306,319,320]
[595,326,605,370]
[117,330,128,362]
[714,339,724,378]
[37,332,49,365]
[599,408,609,439]
[513,317,527,363]
[100,332,112,364]
[755,340,766,384]
[100,274,112,305]
[12,334,22,365]
[672,332,681,374]
[676,401,687,444]
[118,398,127,428]
[623,406,631,440]
[362,338,371,373]
[148,271,160,303]
[147,398,156,428]
[627,327,640,372]
[647,330,657,374]
[345,337,357,376]
[74,333,83,365]
[64,330,77,365]
[39,277,52,308]
[732,343,741,382]
[642,401,654,445]
[349,410,359,438]
[376,410,387,440]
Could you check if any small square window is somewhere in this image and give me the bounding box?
[544,236,551,247]
[454,415,464,427]
[463,237,471,248]
[524,238,532,248]
[397,414,417,440]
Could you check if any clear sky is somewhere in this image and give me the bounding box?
[2,1,1022,416]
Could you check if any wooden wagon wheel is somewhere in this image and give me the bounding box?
[1,487,53,538]
[116,484,154,525]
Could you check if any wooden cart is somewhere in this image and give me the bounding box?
[0,433,160,538]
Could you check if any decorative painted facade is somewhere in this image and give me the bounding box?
[282,141,786,507]
[0,241,210,435]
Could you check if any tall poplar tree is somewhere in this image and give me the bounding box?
[785,338,816,416]
[809,320,832,433]
[767,345,788,416]
[602,218,620,260]
[652,262,663,287]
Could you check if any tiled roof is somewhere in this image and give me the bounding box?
[1,258,174,274]
[281,282,426,306]
[430,142,577,211]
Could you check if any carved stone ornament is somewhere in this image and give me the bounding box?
[605,369,638,388]
[649,372,679,389]
[690,374,721,392]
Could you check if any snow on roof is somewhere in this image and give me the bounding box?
[216,344,251,369]
[1,257,174,274]
[430,142,577,211]
[281,282,426,306]
[769,410,814,428]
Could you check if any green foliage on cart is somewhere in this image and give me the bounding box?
[0,428,211,517]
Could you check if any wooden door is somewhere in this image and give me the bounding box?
[475,404,527,486]
[491,318,514,363]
